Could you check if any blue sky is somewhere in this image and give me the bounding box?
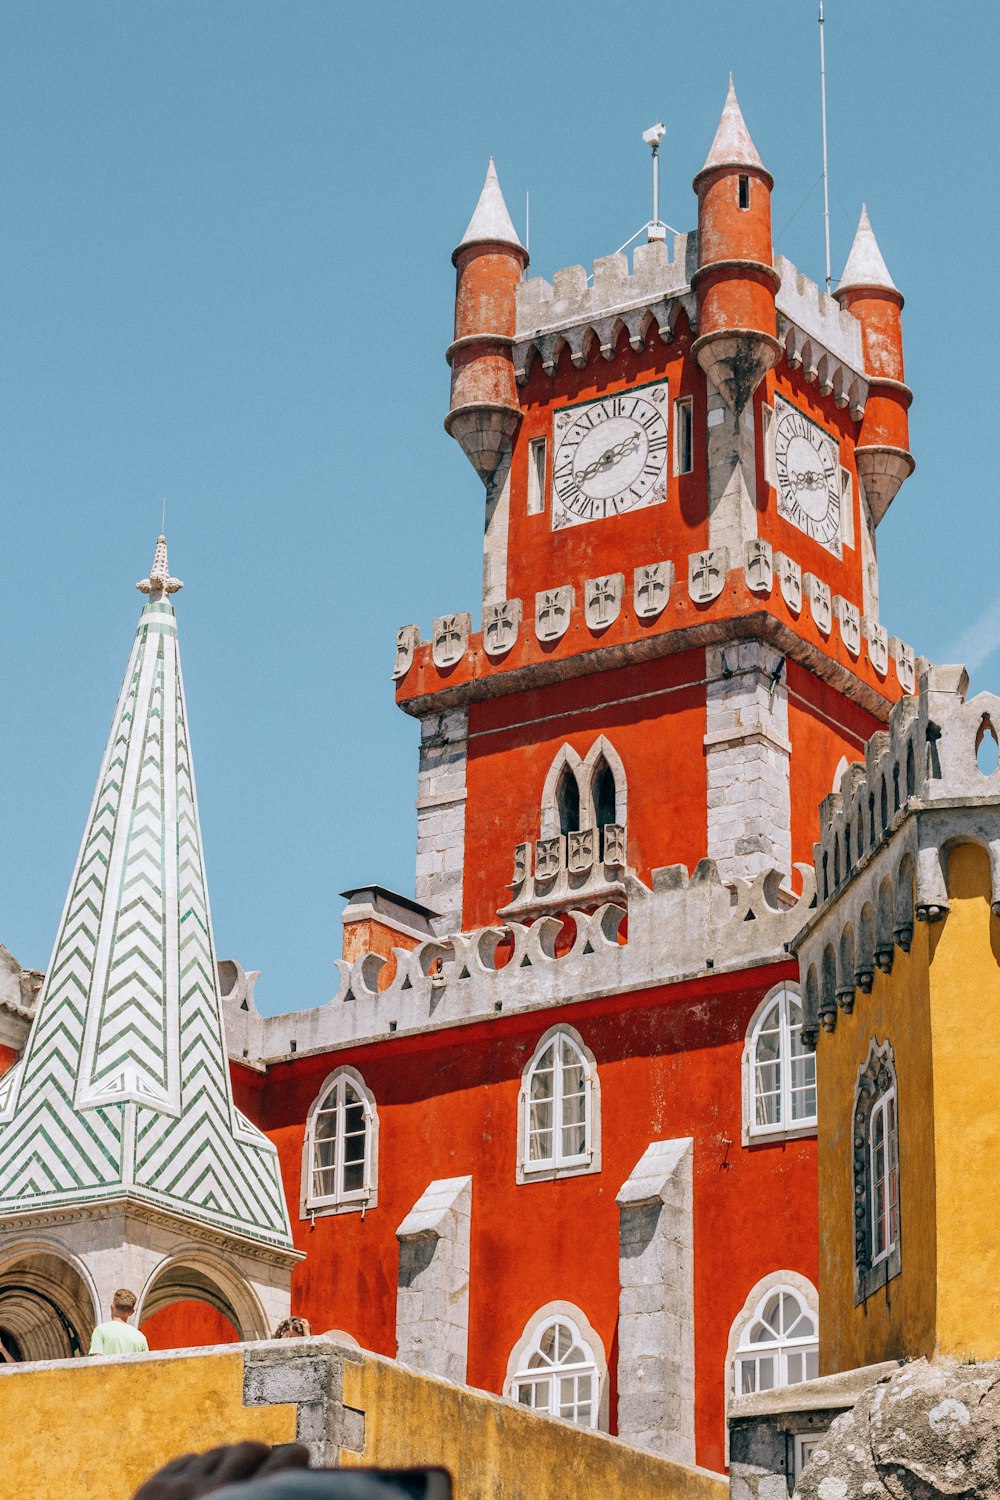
[1,2,997,1015]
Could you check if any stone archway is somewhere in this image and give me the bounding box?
[0,1246,99,1360]
[138,1252,270,1346]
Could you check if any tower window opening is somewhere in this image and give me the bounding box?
[674,397,694,475]
[527,437,547,515]
[557,768,580,837]
[593,761,616,859]
[738,174,751,210]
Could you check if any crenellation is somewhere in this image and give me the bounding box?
[516,234,694,337]
[796,662,1000,1042]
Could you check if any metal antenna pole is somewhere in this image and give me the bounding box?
[642,123,667,242]
[651,142,659,229]
[819,0,832,292]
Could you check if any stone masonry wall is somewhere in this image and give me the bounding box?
[705,642,792,886]
[415,707,468,931]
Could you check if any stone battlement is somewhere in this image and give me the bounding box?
[795,662,1000,1040]
[516,234,697,338]
[223,858,815,1065]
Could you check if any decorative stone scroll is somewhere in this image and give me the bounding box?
[393,624,420,679]
[744,539,773,595]
[891,636,915,693]
[534,835,564,880]
[835,596,861,657]
[585,574,624,631]
[633,561,673,619]
[432,612,471,669]
[866,619,889,677]
[776,553,802,614]
[567,828,596,874]
[483,599,522,659]
[688,549,728,604]
[535,586,574,643]
[804,572,831,635]
[603,823,627,867]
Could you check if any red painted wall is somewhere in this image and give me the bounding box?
[462,649,707,929]
[141,1300,242,1350]
[244,960,814,1474]
[0,1045,20,1079]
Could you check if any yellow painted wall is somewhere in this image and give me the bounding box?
[929,842,1000,1358]
[817,919,937,1374]
[342,1349,726,1500]
[0,1347,296,1500]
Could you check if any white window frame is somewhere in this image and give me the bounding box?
[742,984,817,1145]
[674,396,694,475]
[505,1302,608,1431]
[300,1065,378,1218]
[724,1271,819,1464]
[870,1087,899,1266]
[517,1025,601,1184]
[733,1284,819,1396]
[527,436,547,515]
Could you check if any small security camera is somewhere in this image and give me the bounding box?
[642,122,666,149]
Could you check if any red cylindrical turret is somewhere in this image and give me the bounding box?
[445,160,527,488]
[691,78,781,410]
[835,205,914,522]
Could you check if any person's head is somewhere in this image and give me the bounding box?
[273,1316,311,1339]
[111,1288,138,1322]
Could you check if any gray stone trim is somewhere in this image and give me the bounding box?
[243,1338,364,1466]
[395,1175,471,1384]
[414,708,468,932]
[852,1038,901,1304]
[615,1138,695,1463]
[705,642,792,886]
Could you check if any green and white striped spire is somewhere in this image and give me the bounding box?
[0,537,292,1248]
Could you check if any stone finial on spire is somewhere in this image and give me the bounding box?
[695,74,772,188]
[454,157,526,262]
[136,534,183,597]
[838,204,897,294]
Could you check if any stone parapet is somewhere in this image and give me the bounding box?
[223,859,815,1065]
[394,548,913,724]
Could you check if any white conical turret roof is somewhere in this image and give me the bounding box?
[838,204,897,293]
[696,75,771,185]
[454,157,526,258]
[0,538,292,1249]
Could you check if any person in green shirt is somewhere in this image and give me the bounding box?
[89,1287,149,1355]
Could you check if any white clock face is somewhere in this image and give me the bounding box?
[773,396,842,557]
[551,383,668,529]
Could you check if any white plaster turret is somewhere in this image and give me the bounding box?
[455,157,526,259]
[696,74,771,185]
[836,206,914,524]
[838,204,896,295]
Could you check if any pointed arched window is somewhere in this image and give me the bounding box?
[556,767,580,836]
[302,1067,378,1216]
[592,760,616,858]
[744,986,816,1141]
[518,1027,600,1181]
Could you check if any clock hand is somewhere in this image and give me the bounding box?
[575,431,641,483]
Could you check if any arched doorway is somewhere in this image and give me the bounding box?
[0,1248,98,1360]
[139,1256,267,1350]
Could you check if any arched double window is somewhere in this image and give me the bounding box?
[744,986,817,1142]
[733,1284,818,1395]
[506,1304,606,1429]
[540,739,627,856]
[301,1067,378,1217]
[517,1026,600,1182]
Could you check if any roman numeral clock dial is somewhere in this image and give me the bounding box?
[773,395,842,557]
[551,383,669,529]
